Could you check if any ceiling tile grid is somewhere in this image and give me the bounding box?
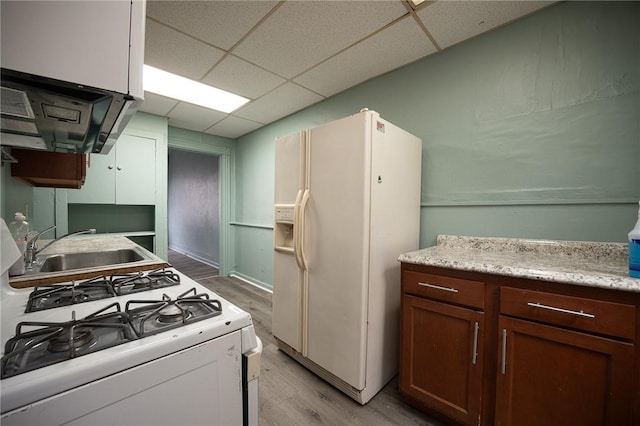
[294,16,438,97]
[201,54,286,100]
[231,0,408,79]
[146,0,279,51]
[416,1,554,49]
[138,92,178,117]
[166,102,228,133]
[140,0,559,138]
[234,82,325,124]
[144,18,225,80]
[205,115,265,139]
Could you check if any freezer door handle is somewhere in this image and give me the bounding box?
[299,189,310,271]
[293,189,304,270]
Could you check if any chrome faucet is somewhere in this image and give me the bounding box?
[25,226,96,268]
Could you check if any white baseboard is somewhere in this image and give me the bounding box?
[168,246,220,270]
[230,271,273,293]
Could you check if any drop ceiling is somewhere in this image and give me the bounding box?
[141,0,557,139]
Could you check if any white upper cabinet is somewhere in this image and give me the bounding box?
[67,134,156,205]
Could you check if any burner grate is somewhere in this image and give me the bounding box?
[126,288,223,337]
[111,269,180,296]
[24,268,180,313]
[1,303,137,379]
[25,276,115,313]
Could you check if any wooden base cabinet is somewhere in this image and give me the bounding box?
[495,286,636,426]
[400,264,639,425]
[400,295,484,425]
[400,270,487,425]
[495,316,634,426]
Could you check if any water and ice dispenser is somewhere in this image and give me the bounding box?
[274,205,295,251]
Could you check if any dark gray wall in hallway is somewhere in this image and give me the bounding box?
[168,149,220,266]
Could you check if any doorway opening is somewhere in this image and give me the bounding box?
[168,148,221,276]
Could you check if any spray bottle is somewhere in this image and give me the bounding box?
[8,212,29,276]
[629,201,640,278]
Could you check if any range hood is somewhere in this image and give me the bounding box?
[0,0,146,155]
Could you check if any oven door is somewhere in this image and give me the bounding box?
[1,330,244,426]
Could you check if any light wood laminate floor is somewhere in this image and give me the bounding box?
[168,249,442,426]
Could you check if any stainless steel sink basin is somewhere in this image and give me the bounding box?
[38,249,147,273]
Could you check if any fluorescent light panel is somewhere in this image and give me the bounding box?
[143,65,249,113]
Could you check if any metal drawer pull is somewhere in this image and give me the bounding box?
[471,322,479,365]
[527,302,595,319]
[501,329,507,375]
[417,282,459,293]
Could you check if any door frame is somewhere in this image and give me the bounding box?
[167,137,233,277]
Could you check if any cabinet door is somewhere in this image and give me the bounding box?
[496,316,634,426]
[66,146,116,203]
[400,294,484,425]
[114,134,155,205]
[66,134,155,205]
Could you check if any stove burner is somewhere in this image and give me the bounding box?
[47,327,94,353]
[25,277,115,313]
[24,268,180,313]
[1,303,137,379]
[55,290,90,306]
[126,288,222,337]
[157,304,193,324]
[111,268,180,296]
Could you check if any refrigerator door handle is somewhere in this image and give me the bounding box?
[293,189,304,270]
[299,188,310,271]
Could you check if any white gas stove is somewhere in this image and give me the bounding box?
[0,267,261,426]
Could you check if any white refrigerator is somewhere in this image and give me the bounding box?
[273,110,422,404]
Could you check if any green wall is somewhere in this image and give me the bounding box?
[234,1,640,289]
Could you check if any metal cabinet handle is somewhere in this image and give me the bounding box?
[116,166,122,171]
[527,302,595,319]
[471,322,479,365]
[108,165,114,170]
[417,282,459,293]
[501,329,507,375]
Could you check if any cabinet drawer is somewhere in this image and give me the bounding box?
[500,287,636,340]
[403,271,485,309]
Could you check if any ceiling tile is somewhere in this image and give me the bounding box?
[204,115,264,139]
[138,92,179,116]
[417,1,553,49]
[233,1,408,78]
[295,17,437,97]
[234,83,324,124]
[145,19,224,80]
[201,55,286,99]
[146,0,278,50]
[167,102,228,133]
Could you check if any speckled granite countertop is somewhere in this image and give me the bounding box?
[9,235,168,288]
[398,235,640,293]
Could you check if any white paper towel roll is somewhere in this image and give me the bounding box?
[1,218,21,276]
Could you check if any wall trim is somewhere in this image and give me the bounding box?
[230,222,274,230]
[421,199,639,208]
[230,272,273,293]
[169,136,231,156]
[169,245,220,271]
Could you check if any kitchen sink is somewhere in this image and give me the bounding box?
[38,249,147,273]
